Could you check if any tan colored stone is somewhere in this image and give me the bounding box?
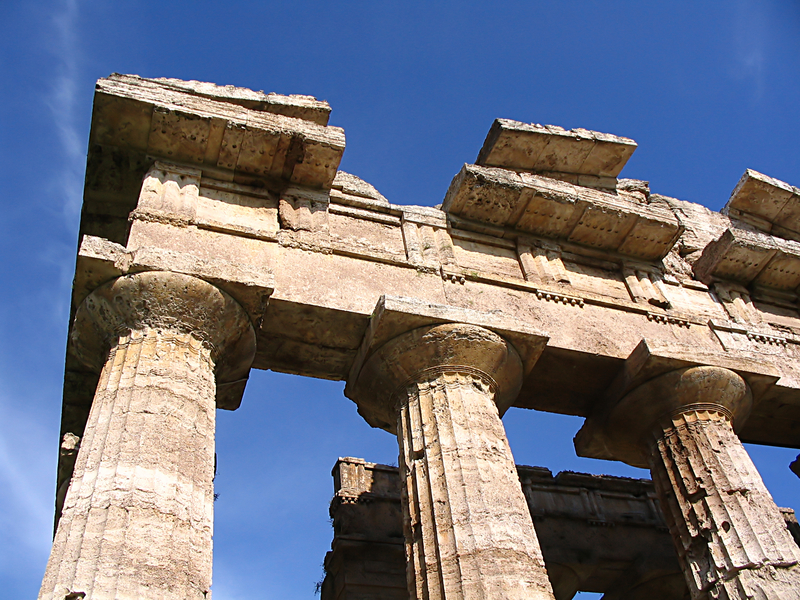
[349,323,555,599]
[476,118,636,179]
[45,75,800,600]
[724,169,800,238]
[442,163,682,261]
[577,362,800,599]
[40,272,255,600]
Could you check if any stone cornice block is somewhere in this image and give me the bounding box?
[574,339,779,467]
[443,163,682,261]
[693,226,800,291]
[724,169,800,238]
[91,75,345,189]
[138,75,332,125]
[476,118,637,178]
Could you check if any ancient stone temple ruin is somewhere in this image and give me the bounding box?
[40,74,800,599]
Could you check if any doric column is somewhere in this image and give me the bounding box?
[603,366,800,600]
[350,323,555,600]
[39,271,255,600]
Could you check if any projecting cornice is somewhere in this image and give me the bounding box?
[724,169,800,240]
[442,163,682,261]
[477,118,637,183]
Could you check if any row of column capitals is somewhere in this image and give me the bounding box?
[72,270,256,386]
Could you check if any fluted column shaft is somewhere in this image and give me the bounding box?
[40,330,217,600]
[649,407,800,600]
[351,323,555,600]
[39,271,255,600]
[398,368,553,599]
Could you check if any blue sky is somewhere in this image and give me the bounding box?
[2,1,800,598]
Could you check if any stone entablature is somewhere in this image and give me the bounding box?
[60,76,800,471]
[69,76,800,448]
[46,75,800,600]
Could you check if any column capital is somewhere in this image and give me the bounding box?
[351,322,524,433]
[575,339,761,468]
[72,270,256,386]
[345,295,548,433]
[611,366,751,463]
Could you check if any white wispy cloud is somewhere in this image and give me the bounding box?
[40,0,86,327]
[0,396,56,592]
[0,400,53,546]
[45,0,85,228]
[730,0,768,101]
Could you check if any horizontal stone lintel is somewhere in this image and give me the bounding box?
[725,169,800,238]
[476,118,637,178]
[443,163,682,261]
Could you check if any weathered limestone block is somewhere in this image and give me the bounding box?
[144,76,332,125]
[475,119,637,182]
[724,169,800,240]
[82,74,345,246]
[442,163,682,261]
[39,271,255,600]
[92,75,345,188]
[349,320,555,600]
[577,364,800,599]
[693,226,800,295]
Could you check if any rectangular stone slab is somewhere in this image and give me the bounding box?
[725,169,800,237]
[92,75,345,188]
[443,164,682,261]
[476,118,637,178]
[694,227,800,291]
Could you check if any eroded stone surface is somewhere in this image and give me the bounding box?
[47,75,800,600]
[324,458,800,600]
[41,272,254,600]
[476,118,637,180]
[651,409,800,599]
[724,169,800,240]
[350,324,555,599]
[578,364,800,599]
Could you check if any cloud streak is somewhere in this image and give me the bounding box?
[0,396,56,596]
[730,0,768,101]
[39,0,87,327]
[45,0,85,229]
